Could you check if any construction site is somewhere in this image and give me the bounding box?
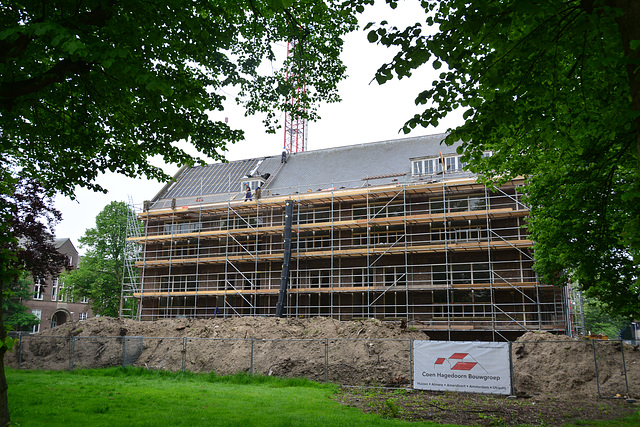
[122,134,569,341]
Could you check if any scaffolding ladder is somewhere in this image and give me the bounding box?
[120,196,142,319]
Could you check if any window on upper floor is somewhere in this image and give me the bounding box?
[412,157,444,176]
[353,202,404,220]
[164,221,202,235]
[58,280,66,302]
[429,194,487,214]
[412,154,473,176]
[33,280,44,300]
[32,309,42,333]
[51,278,58,301]
[160,275,198,293]
[219,215,263,229]
[297,208,331,224]
[445,156,467,172]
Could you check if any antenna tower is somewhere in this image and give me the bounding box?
[283,41,308,153]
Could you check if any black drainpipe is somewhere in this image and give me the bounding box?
[276,200,294,317]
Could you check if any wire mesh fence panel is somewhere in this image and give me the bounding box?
[592,340,634,398]
[512,339,605,397]
[10,336,71,371]
[72,337,123,369]
[184,338,252,375]
[129,337,185,372]
[328,339,412,387]
[251,339,326,382]
[7,333,640,399]
[123,337,144,367]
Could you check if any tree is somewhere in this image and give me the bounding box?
[2,273,40,332]
[63,201,135,317]
[364,0,640,317]
[0,1,358,196]
[0,3,358,422]
[582,298,630,338]
[0,174,67,425]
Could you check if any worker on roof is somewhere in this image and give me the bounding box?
[281,146,287,163]
[244,184,252,201]
[255,186,262,200]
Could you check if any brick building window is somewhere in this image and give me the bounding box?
[32,309,42,333]
[33,280,44,300]
[51,278,58,301]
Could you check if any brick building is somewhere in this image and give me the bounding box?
[124,134,569,340]
[24,238,93,332]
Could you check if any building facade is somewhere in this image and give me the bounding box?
[24,238,93,333]
[125,135,569,340]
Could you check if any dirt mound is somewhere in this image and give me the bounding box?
[49,316,424,340]
[7,319,640,398]
[8,317,425,387]
[513,331,640,398]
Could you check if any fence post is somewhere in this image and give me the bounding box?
[324,338,329,383]
[591,339,601,398]
[122,336,127,368]
[508,341,515,396]
[619,340,630,396]
[409,339,413,388]
[17,333,23,370]
[250,339,254,375]
[68,336,74,371]
[182,337,187,372]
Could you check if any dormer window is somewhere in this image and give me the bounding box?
[411,157,444,176]
[240,179,263,191]
[412,154,470,176]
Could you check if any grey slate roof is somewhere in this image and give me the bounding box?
[149,134,471,209]
[54,237,71,249]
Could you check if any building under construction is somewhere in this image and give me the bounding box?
[124,134,569,340]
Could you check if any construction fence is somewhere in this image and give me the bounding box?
[6,334,639,399]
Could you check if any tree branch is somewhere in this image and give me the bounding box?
[0,59,92,103]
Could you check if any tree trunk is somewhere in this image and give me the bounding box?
[0,347,8,427]
[0,284,10,426]
[611,0,640,163]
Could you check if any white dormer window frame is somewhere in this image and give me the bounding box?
[411,157,444,176]
[445,156,468,172]
[412,154,472,176]
[240,179,264,192]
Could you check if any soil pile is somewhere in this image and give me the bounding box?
[513,331,640,398]
[7,316,424,387]
[6,318,640,399]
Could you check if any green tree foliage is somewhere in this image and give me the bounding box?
[363,0,640,317]
[2,273,40,331]
[0,0,358,196]
[0,2,356,423]
[583,299,630,338]
[63,201,136,317]
[0,174,67,425]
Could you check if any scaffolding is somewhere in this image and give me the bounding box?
[120,197,143,319]
[126,176,567,339]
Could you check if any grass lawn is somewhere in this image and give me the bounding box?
[6,368,640,427]
[6,368,444,427]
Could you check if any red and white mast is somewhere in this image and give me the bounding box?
[283,41,307,153]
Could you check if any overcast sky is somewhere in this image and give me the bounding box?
[54,1,464,252]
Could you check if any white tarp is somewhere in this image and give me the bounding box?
[413,340,512,395]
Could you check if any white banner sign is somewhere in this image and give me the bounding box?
[413,340,512,395]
